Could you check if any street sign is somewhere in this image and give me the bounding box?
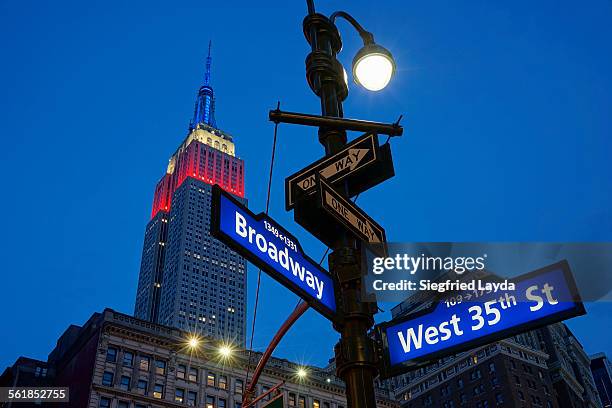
[285,132,394,210]
[376,261,585,378]
[294,175,387,256]
[211,185,338,322]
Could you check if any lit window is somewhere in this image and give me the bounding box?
[139,356,150,371]
[298,396,306,408]
[207,372,216,387]
[177,364,186,380]
[175,388,185,403]
[219,375,227,390]
[153,383,164,399]
[235,379,244,394]
[206,396,216,408]
[155,360,166,375]
[189,367,198,382]
[313,400,320,408]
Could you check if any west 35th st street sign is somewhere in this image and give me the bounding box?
[285,132,394,210]
[375,261,585,378]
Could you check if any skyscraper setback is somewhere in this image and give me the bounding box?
[134,44,247,346]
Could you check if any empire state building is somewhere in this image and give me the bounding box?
[134,43,247,345]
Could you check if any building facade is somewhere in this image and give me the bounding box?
[1,309,398,408]
[134,46,247,346]
[590,353,612,407]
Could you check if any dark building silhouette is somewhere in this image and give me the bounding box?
[590,353,611,407]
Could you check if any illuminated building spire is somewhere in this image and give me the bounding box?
[190,41,217,130]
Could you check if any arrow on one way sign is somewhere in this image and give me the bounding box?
[286,133,393,210]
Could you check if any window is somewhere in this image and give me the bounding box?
[136,405,147,408]
[177,364,186,380]
[235,378,244,394]
[187,391,197,406]
[175,388,185,403]
[323,403,330,408]
[470,369,482,380]
[206,396,216,408]
[489,362,495,372]
[288,393,296,407]
[235,403,242,408]
[313,399,320,408]
[514,375,521,385]
[262,386,270,400]
[106,347,117,362]
[123,351,134,367]
[219,375,227,390]
[207,373,216,386]
[219,398,226,408]
[137,379,147,393]
[155,360,166,375]
[153,383,164,399]
[518,390,525,401]
[118,402,129,408]
[120,376,130,391]
[457,378,464,389]
[139,356,150,371]
[496,393,504,403]
[298,396,306,408]
[189,367,198,382]
[100,397,111,408]
[102,371,113,386]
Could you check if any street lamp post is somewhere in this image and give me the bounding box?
[301,2,396,407]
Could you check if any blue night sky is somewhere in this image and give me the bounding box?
[0,0,611,370]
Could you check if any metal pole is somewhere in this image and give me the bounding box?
[242,302,310,406]
[303,5,378,408]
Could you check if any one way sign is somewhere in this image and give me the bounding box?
[294,175,387,256]
[285,132,394,210]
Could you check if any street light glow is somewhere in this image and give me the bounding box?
[219,344,233,358]
[187,336,200,349]
[352,44,396,91]
[297,367,308,379]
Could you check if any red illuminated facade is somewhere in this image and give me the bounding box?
[150,129,245,219]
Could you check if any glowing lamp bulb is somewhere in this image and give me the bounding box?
[352,44,396,91]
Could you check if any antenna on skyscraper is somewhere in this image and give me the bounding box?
[204,40,212,86]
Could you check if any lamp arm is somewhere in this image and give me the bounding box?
[330,11,375,45]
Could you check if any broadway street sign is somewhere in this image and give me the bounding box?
[376,261,585,378]
[285,132,394,210]
[211,185,337,322]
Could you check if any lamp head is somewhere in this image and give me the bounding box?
[352,43,396,91]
